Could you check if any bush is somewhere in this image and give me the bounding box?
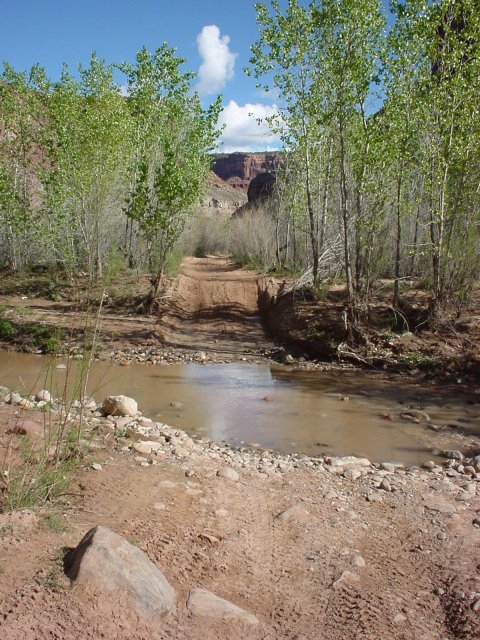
[0,319,17,340]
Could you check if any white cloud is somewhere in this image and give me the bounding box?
[196,25,237,96]
[218,100,283,152]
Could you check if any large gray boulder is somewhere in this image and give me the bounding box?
[66,525,175,618]
[102,395,138,417]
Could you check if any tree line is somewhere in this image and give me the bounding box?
[0,46,221,308]
[245,0,479,322]
[0,0,479,324]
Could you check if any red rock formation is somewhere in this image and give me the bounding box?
[211,152,282,192]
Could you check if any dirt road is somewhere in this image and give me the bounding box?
[0,411,479,640]
[156,256,273,353]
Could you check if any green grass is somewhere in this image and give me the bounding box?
[42,512,69,533]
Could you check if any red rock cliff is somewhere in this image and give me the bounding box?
[211,152,282,192]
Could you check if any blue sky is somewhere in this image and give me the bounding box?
[1,0,285,151]
[1,1,390,152]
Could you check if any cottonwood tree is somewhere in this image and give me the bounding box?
[249,0,332,287]
[119,45,222,311]
[0,63,47,269]
[43,55,130,278]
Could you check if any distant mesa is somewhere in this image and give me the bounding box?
[201,151,281,219]
[211,151,282,193]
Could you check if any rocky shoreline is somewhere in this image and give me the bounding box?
[2,384,480,490]
[1,384,480,638]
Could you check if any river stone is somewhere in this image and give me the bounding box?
[133,442,152,455]
[276,505,309,523]
[381,463,395,473]
[423,497,457,514]
[187,588,258,625]
[19,398,36,410]
[217,467,239,482]
[343,467,364,481]
[102,395,138,417]
[442,450,464,461]
[328,456,371,468]
[65,525,175,618]
[35,389,51,402]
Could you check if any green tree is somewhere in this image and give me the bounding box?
[119,45,222,310]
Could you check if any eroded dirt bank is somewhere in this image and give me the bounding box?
[155,256,273,353]
[0,396,479,640]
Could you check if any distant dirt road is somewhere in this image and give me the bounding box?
[156,256,273,353]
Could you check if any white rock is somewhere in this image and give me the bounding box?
[217,467,239,482]
[102,395,138,417]
[35,389,51,402]
[276,505,309,523]
[187,588,258,625]
[328,456,371,468]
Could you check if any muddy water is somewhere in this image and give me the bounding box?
[1,352,479,465]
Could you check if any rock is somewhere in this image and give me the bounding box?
[380,479,392,492]
[276,506,309,523]
[351,555,366,568]
[133,442,152,456]
[102,395,138,417]
[432,480,455,492]
[381,463,395,473]
[332,571,360,590]
[8,392,22,405]
[423,497,457,514]
[343,467,363,481]
[216,467,239,482]
[153,502,166,511]
[393,613,407,624]
[472,599,480,612]
[35,389,51,402]
[187,588,258,625]
[91,463,103,471]
[328,456,371,468]
[422,461,436,470]
[65,525,175,617]
[442,450,464,461]
[12,420,43,438]
[19,398,35,410]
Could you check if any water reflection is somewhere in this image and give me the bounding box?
[0,352,478,464]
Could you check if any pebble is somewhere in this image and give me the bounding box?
[472,600,480,612]
[392,613,407,624]
[216,467,239,482]
[343,467,363,481]
[153,502,166,510]
[91,463,103,471]
[351,555,366,568]
[276,506,309,523]
[380,479,391,492]
[381,463,395,473]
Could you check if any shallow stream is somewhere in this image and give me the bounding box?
[1,352,479,465]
